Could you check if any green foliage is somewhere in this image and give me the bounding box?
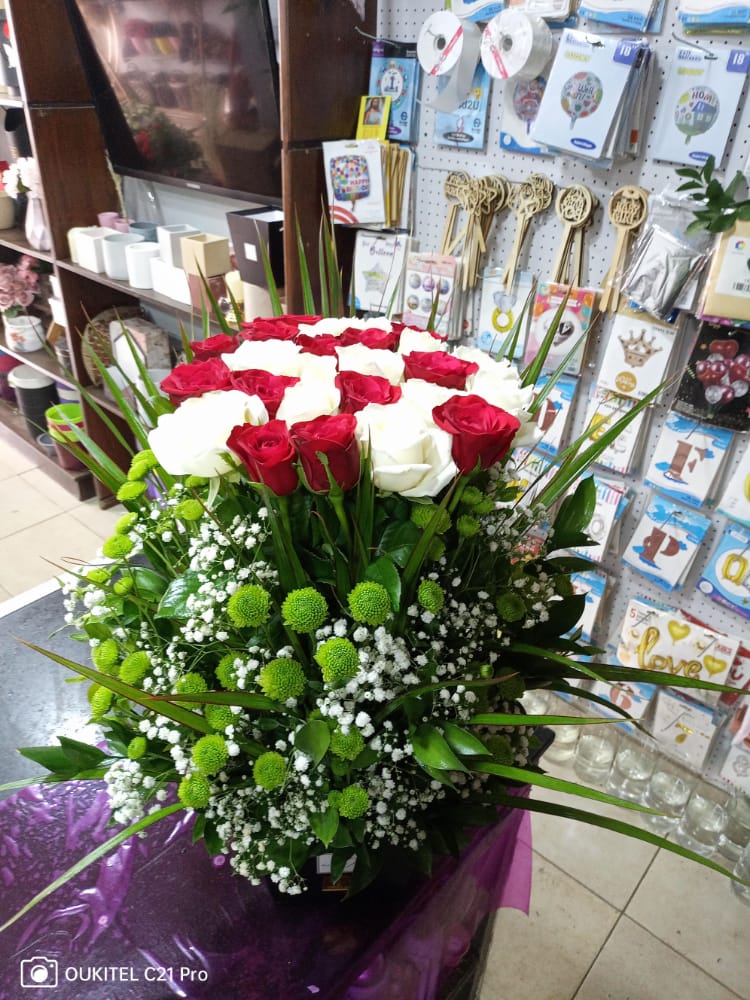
[676,156,750,233]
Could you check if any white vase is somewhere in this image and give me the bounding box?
[24,195,51,251]
[3,314,45,353]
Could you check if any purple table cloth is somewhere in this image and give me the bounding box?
[0,782,532,1000]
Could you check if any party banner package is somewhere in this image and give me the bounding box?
[644,413,733,508]
[596,307,679,399]
[622,497,712,590]
[476,269,534,359]
[351,230,411,315]
[650,47,750,167]
[524,283,598,374]
[584,386,650,475]
[369,39,421,144]
[718,445,750,527]
[673,323,750,432]
[500,74,550,155]
[534,373,578,456]
[699,522,750,620]
[434,62,491,150]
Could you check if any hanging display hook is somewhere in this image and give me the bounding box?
[670,32,718,59]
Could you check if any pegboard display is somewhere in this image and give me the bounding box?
[376,1,750,749]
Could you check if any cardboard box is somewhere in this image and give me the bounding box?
[227,208,284,287]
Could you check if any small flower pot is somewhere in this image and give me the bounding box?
[3,314,45,353]
[180,233,231,278]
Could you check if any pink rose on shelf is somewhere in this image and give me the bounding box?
[403,351,479,390]
[160,357,233,406]
[335,371,403,413]
[432,394,521,474]
[229,369,300,419]
[291,413,360,492]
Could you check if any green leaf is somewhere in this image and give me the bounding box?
[412,723,469,773]
[737,204,750,221]
[365,556,401,611]
[130,566,168,601]
[155,571,202,619]
[378,520,420,567]
[149,690,279,711]
[296,213,317,314]
[294,719,331,766]
[468,712,620,727]
[550,476,597,550]
[0,803,183,933]
[475,762,651,813]
[675,166,701,178]
[310,806,340,847]
[443,722,489,756]
[330,849,353,885]
[711,213,738,233]
[18,746,77,774]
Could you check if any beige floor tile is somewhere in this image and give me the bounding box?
[68,496,125,540]
[575,915,742,1000]
[0,512,105,596]
[0,583,10,603]
[19,466,80,512]
[531,756,659,909]
[626,849,750,999]
[479,852,618,1000]
[0,474,73,540]
[0,432,37,479]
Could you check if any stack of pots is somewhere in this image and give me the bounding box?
[45,402,86,471]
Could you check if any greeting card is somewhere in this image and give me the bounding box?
[673,323,750,432]
[570,568,608,640]
[351,230,411,315]
[476,269,534,360]
[622,497,712,590]
[644,413,733,508]
[434,63,491,151]
[500,74,551,155]
[535,374,578,457]
[698,522,750,621]
[596,307,678,399]
[571,476,629,564]
[718,443,750,527]
[524,283,598,374]
[323,139,386,226]
[583,386,649,475]
[369,39,421,143]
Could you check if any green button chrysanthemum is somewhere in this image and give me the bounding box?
[119,651,150,684]
[89,684,113,717]
[339,784,369,819]
[426,537,446,562]
[175,672,208,695]
[174,498,204,521]
[92,638,118,672]
[178,773,211,809]
[496,676,525,701]
[127,459,152,482]
[226,584,271,629]
[281,587,328,633]
[472,498,495,516]
[127,736,147,760]
[114,512,139,535]
[86,567,111,585]
[410,504,451,534]
[215,654,240,690]
[347,582,391,626]
[330,728,365,761]
[205,704,235,731]
[253,751,286,790]
[192,734,229,775]
[460,486,483,506]
[131,448,159,470]
[185,475,207,489]
[456,514,480,538]
[259,658,306,701]
[116,481,147,502]
[327,789,342,809]
[485,734,513,765]
[315,638,359,687]
[417,579,444,615]
[113,577,134,596]
[102,534,135,560]
[496,593,526,623]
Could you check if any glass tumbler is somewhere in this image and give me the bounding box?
[642,755,695,835]
[731,840,750,905]
[574,725,619,787]
[674,783,728,857]
[543,723,580,765]
[606,737,657,803]
[718,790,750,864]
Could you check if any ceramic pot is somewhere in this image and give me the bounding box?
[3,314,45,353]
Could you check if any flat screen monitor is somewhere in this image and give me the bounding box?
[66,0,282,205]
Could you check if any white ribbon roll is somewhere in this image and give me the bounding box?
[417,10,482,111]
[480,10,553,82]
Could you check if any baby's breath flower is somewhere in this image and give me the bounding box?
[282,587,328,633]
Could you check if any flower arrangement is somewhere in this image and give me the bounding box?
[1,156,41,200]
[3,293,742,927]
[0,255,39,318]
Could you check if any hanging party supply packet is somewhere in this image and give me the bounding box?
[644,412,733,508]
[534,373,578,457]
[584,386,650,475]
[322,139,386,226]
[524,282,598,374]
[622,496,712,590]
[718,444,750,528]
[596,307,679,400]
[650,47,750,168]
[699,522,750,621]
[434,62,491,151]
[369,39,421,144]
[500,73,551,155]
[673,323,750,432]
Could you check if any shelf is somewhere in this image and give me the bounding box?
[0,95,23,108]
[0,338,77,388]
[58,259,196,317]
[0,398,94,500]
[0,228,54,264]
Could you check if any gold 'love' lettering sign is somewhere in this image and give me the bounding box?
[635,626,726,678]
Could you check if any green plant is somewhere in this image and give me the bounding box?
[676,155,750,233]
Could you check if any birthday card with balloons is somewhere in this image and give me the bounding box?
[650,47,750,167]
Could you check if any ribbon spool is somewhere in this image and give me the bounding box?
[480,10,553,82]
[417,10,482,111]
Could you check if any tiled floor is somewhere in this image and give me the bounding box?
[1,430,748,1000]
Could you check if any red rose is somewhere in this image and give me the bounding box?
[296,333,341,357]
[335,371,402,413]
[403,351,479,390]
[229,369,300,419]
[338,327,398,351]
[432,394,520,473]
[226,420,299,496]
[160,358,232,406]
[291,413,360,492]
[189,333,239,360]
[239,318,299,341]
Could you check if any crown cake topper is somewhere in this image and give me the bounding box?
[618,327,662,367]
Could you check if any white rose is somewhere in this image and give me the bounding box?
[452,344,500,371]
[400,379,465,422]
[336,344,404,384]
[223,339,301,375]
[356,400,457,497]
[276,372,341,424]
[148,390,268,477]
[398,328,449,355]
[467,365,537,448]
[297,316,392,336]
